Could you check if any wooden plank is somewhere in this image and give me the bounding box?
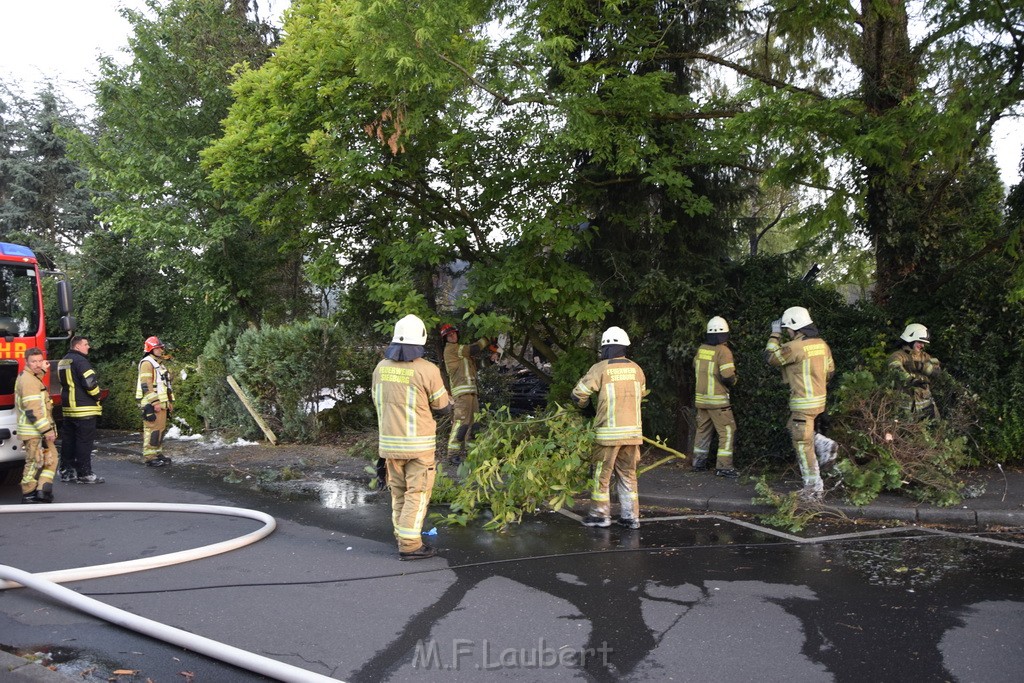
[226,374,278,445]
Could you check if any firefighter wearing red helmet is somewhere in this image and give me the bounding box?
[440,323,497,462]
[136,336,174,467]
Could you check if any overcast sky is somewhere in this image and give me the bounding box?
[0,0,1020,187]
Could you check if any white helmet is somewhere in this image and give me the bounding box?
[601,326,630,346]
[707,316,729,334]
[781,306,813,330]
[900,323,930,344]
[392,314,427,345]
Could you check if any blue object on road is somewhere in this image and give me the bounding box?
[423,527,437,536]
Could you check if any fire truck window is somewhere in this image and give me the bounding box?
[0,266,39,337]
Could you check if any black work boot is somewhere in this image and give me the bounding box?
[399,544,437,561]
[22,491,43,504]
[691,457,710,472]
[715,468,739,479]
[35,485,54,503]
[616,516,640,530]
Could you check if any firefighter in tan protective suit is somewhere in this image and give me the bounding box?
[765,306,835,502]
[889,323,941,420]
[373,315,452,560]
[440,323,497,462]
[17,347,57,503]
[572,326,647,529]
[693,316,738,478]
[137,336,174,467]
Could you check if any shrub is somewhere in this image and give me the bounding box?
[196,318,380,443]
[829,371,974,506]
[197,322,262,441]
[95,357,142,430]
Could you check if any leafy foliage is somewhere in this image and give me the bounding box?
[0,86,95,256]
[830,371,974,507]
[434,406,594,530]
[197,318,379,442]
[752,477,835,533]
[73,0,299,324]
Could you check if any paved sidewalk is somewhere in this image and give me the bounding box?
[0,651,74,683]
[637,460,1024,529]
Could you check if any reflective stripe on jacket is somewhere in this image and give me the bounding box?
[888,347,941,412]
[373,357,451,458]
[136,356,172,406]
[572,357,647,445]
[443,338,489,398]
[765,333,834,414]
[59,350,102,418]
[694,343,736,409]
[16,369,54,437]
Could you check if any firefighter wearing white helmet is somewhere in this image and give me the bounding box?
[571,326,647,529]
[136,336,174,467]
[601,326,630,346]
[766,307,835,502]
[372,314,452,560]
[693,317,738,477]
[888,323,941,419]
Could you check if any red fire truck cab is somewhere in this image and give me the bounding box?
[0,242,75,472]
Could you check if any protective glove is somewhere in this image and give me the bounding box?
[142,403,157,422]
[909,378,929,388]
[771,319,782,335]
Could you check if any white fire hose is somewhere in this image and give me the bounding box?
[0,502,341,682]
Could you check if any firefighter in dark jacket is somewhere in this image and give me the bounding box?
[17,347,57,503]
[692,316,738,478]
[58,336,104,483]
[137,336,174,467]
[889,323,941,420]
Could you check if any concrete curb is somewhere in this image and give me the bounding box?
[640,491,1024,530]
[0,652,76,683]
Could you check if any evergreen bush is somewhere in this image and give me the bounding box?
[196,318,379,442]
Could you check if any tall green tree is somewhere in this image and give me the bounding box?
[715,0,1024,302]
[205,0,616,372]
[72,0,297,324]
[0,85,96,259]
[205,1,753,378]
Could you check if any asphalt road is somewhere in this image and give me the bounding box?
[1,453,1023,682]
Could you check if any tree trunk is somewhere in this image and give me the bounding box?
[860,0,919,304]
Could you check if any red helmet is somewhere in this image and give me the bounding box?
[144,336,165,352]
[439,323,458,337]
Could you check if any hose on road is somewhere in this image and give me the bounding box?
[0,501,340,683]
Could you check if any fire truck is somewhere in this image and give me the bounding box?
[0,242,75,475]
